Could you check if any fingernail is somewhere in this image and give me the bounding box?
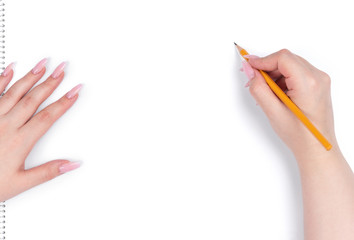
[244,81,250,88]
[31,58,48,74]
[240,67,244,72]
[66,83,83,99]
[1,62,15,77]
[59,161,82,174]
[242,61,255,80]
[51,61,66,79]
[243,55,259,59]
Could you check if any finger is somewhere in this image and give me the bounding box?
[275,76,288,92]
[267,70,282,81]
[0,58,48,115]
[18,160,81,192]
[0,63,15,95]
[20,84,82,149]
[248,70,288,120]
[6,62,66,128]
[247,49,303,78]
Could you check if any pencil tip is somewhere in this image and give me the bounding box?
[234,42,237,46]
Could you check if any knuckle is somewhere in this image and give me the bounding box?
[279,48,293,58]
[320,71,331,85]
[22,95,36,108]
[58,96,68,106]
[38,109,52,122]
[42,168,56,182]
[3,89,14,100]
[45,78,59,88]
[307,77,318,90]
[279,48,291,55]
[56,96,71,111]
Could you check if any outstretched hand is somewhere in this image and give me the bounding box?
[0,59,82,202]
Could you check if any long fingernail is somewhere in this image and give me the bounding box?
[31,58,48,74]
[1,62,15,77]
[66,84,83,99]
[51,61,66,79]
[243,55,259,59]
[59,161,82,174]
[242,61,255,80]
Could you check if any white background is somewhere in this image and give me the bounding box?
[4,0,354,239]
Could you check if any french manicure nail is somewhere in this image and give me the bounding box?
[66,84,83,99]
[51,61,66,79]
[1,62,15,77]
[243,55,259,59]
[59,161,82,174]
[31,58,48,74]
[242,61,255,80]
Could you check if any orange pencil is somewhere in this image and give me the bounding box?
[235,43,332,151]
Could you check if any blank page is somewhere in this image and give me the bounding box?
[5,0,354,239]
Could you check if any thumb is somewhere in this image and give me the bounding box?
[246,49,302,78]
[248,68,287,120]
[20,160,81,191]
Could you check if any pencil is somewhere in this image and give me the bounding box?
[235,43,332,151]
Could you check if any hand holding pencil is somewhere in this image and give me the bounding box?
[237,47,354,239]
[237,47,337,157]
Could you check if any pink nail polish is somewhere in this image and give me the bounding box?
[31,58,48,74]
[1,62,15,77]
[243,55,259,59]
[51,62,66,79]
[242,61,255,80]
[59,161,82,174]
[66,84,83,99]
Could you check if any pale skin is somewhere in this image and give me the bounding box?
[242,49,354,240]
[0,59,82,202]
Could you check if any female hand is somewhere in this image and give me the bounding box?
[242,49,354,239]
[243,49,337,157]
[0,59,82,202]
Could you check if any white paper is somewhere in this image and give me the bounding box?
[4,0,354,239]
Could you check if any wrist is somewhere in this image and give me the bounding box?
[292,141,345,169]
[287,126,339,161]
